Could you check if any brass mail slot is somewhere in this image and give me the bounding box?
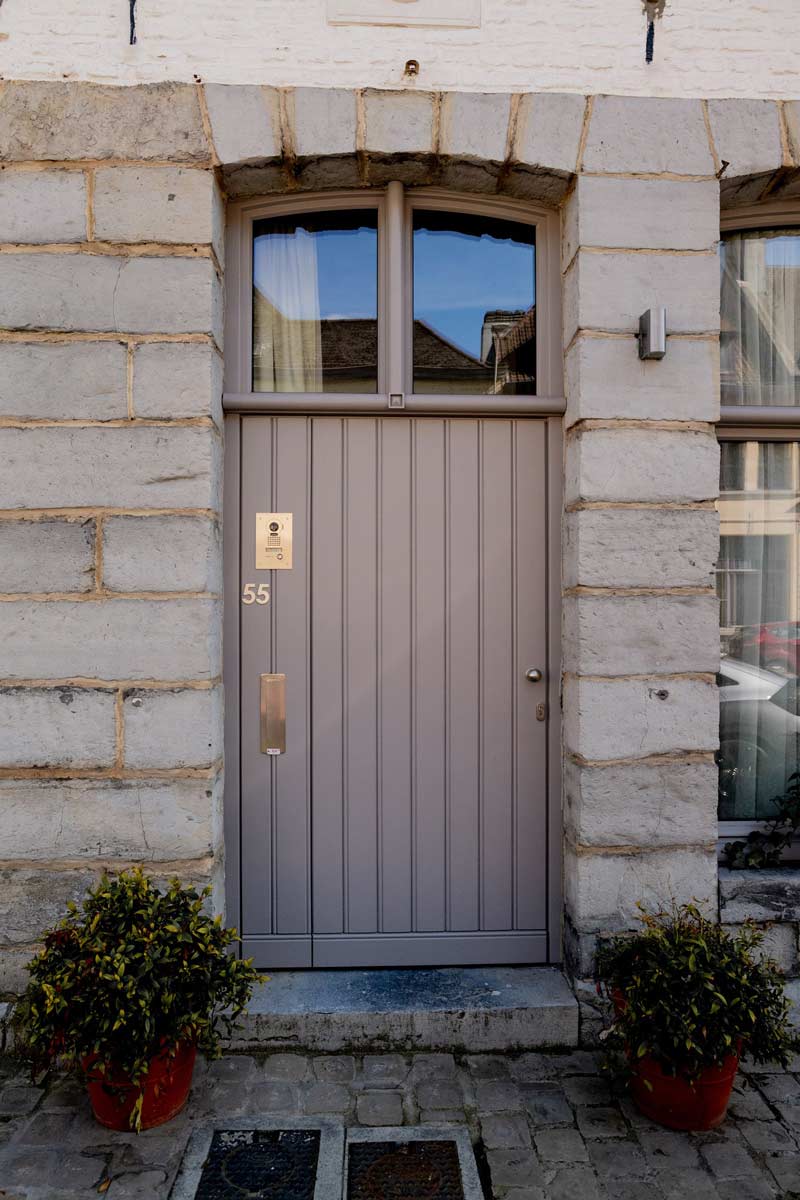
[260,673,286,755]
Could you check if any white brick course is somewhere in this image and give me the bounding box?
[0,520,95,593]
[0,171,87,243]
[0,341,128,420]
[0,687,116,767]
[123,686,223,768]
[102,515,221,593]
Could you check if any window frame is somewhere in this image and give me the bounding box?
[224,183,563,413]
[717,202,800,852]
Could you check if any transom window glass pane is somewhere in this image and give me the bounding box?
[721,228,800,407]
[412,210,536,395]
[718,440,800,820]
[252,210,378,393]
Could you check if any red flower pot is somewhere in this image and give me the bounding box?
[83,1041,196,1131]
[629,1050,739,1131]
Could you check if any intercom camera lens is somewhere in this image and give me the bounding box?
[269,522,280,532]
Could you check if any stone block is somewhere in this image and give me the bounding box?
[133,342,222,422]
[564,757,718,848]
[562,177,719,262]
[356,1091,403,1125]
[0,254,221,339]
[0,687,116,767]
[564,334,719,425]
[204,84,279,164]
[123,686,222,769]
[440,92,510,161]
[0,519,95,592]
[0,82,209,162]
[785,102,800,166]
[564,846,718,934]
[535,1128,590,1163]
[0,775,221,862]
[515,92,586,175]
[563,676,719,761]
[0,867,97,944]
[582,97,715,175]
[294,88,357,158]
[563,250,719,342]
[0,170,86,243]
[503,164,572,205]
[721,922,798,975]
[364,89,435,155]
[563,593,720,675]
[719,868,800,923]
[565,428,719,504]
[0,341,128,420]
[0,598,221,680]
[1,426,221,510]
[93,167,223,254]
[564,507,718,590]
[103,515,221,593]
[707,100,784,180]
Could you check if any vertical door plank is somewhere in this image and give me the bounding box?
[343,418,380,933]
[446,420,481,931]
[480,419,515,931]
[414,419,447,932]
[311,418,345,935]
[378,418,414,933]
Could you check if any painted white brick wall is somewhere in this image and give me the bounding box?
[0,0,797,98]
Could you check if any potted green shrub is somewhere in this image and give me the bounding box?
[21,868,261,1131]
[597,904,797,1130]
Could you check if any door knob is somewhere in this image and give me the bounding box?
[525,668,543,683]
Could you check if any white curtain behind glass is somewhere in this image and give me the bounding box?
[721,230,800,406]
[253,223,323,393]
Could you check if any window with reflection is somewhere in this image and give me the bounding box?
[721,228,800,407]
[718,440,800,819]
[252,210,378,393]
[412,210,536,395]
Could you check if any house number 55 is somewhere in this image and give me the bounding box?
[242,583,271,605]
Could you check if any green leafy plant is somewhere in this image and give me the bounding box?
[723,771,800,869]
[21,868,261,1127]
[597,904,797,1083]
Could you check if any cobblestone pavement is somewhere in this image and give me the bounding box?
[0,1049,798,1199]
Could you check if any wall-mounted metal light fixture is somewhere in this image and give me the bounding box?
[638,307,667,360]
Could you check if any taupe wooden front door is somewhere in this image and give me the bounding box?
[236,414,551,967]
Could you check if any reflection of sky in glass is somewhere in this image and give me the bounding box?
[765,234,800,267]
[253,224,377,320]
[414,227,535,358]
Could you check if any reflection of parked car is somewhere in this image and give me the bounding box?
[728,622,800,676]
[717,657,800,821]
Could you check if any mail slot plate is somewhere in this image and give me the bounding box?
[260,673,286,755]
[256,513,293,570]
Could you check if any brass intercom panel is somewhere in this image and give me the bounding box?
[256,513,293,570]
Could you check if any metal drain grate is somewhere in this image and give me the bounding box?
[194,1128,321,1199]
[347,1139,465,1200]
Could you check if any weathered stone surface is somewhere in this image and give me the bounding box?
[563,177,719,260]
[719,867,800,923]
[565,428,719,504]
[440,91,510,161]
[515,92,586,174]
[0,686,116,767]
[123,687,222,769]
[1,426,221,510]
[103,515,221,593]
[0,519,95,592]
[303,1082,351,1114]
[722,922,798,975]
[0,82,209,162]
[563,593,719,676]
[785,102,800,167]
[564,758,718,848]
[535,1127,590,1162]
[0,170,86,243]
[356,1091,403,1125]
[0,340,128,420]
[359,1053,410,1086]
[364,89,435,154]
[204,84,279,164]
[0,867,97,944]
[564,507,718,589]
[0,776,221,861]
[94,167,222,252]
[563,676,719,761]
[564,334,719,425]
[564,846,718,933]
[0,598,221,680]
[582,96,715,175]
[480,1112,532,1149]
[707,99,784,180]
[294,87,357,157]
[563,250,719,341]
[133,342,222,421]
[0,253,221,338]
